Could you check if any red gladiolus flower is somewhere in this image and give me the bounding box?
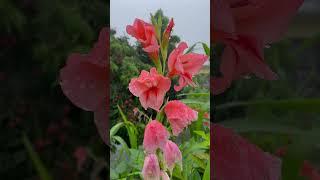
[60,28,109,145]
[212,0,304,95]
[163,140,182,172]
[129,68,171,112]
[142,154,161,180]
[164,100,198,136]
[212,124,282,180]
[143,120,169,153]
[168,42,208,91]
[126,18,159,62]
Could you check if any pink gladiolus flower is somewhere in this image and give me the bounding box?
[212,0,304,95]
[142,154,161,180]
[129,68,171,111]
[168,42,208,91]
[160,171,170,180]
[60,28,109,145]
[212,124,282,180]
[126,18,159,62]
[163,140,182,171]
[164,100,198,136]
[143,120,169,153]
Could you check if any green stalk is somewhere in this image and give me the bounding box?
[22,133,53,180]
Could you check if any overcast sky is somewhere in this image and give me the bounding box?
[110,0,210,53]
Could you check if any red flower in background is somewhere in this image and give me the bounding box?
[212,124,282,180]
[60,28,109,145]
[126,18,160,62]
[168,42,208,91]
[212,0,304,95]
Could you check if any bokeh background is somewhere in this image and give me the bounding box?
[0,0,108,179]
[213,0,320,179]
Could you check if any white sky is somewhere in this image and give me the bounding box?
[110,0,210,54]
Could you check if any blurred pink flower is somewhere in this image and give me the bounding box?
[212,0,304,95]
[73,146,88,171]
[143,120,169,153]
[163,140,182,171]
[60,28,109,145]
[126,18,159,62]
[142,154,161,180]
[168,42,208,91]
[212,124,282,180]
[160,171,170,180]
[164,100,198,136]
[129,68,171,111]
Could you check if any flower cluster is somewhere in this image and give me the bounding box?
[127,16,208,179]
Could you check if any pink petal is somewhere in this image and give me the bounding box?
[160,171,170,180]
[212,46,236,95]
[174,76,188,92]
[232,0,304,43]
[232,36,278,80]
[87,27,108,68]
[213,0,235,35]
[180,53,208,76]
[129,78,149,97]
[163,140,182,171]
[142,154,161,180]
[93,101,108,145]
[168,42,188,75]
[143,120,169,153]
[60,54,107,111]
[212,124,282,180]
[164,100,198,136]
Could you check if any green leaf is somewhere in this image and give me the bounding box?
[202,159,210,180]
[113,136,130,154]
[117,105,137,149]
[110,122,124,137]
[193,131,209,141]
[186,43,198,54]
[216,98,320,112]
[202,43,210,57]
[117,105,129,123]
[189,170,202,180]
[22,134,53,180]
